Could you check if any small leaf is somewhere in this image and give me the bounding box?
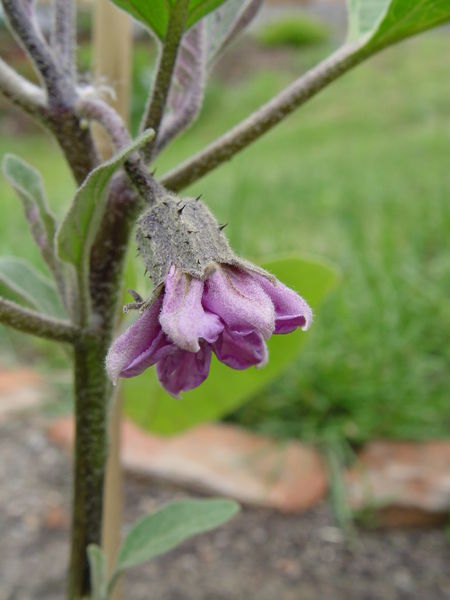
[206,0,263,66]
[87,544,107,600]
[124,255,338,435]
[0,257,65,317]
[347,0,450,51]
[110,0,228,41]
[56,129,154,272]
[2,154,58,272]
[156,21,207,155]
[115,499,239,572]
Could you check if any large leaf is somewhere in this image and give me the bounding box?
[56,130,154,271]
[0,257,65,317]
[2,154,58,272]
[110,0,228,41]
[114,499,239,574]
[347,0,450,51]
[124,255,338,435]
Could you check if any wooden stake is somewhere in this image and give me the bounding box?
[92,2,132,598]
[93,0,132,158]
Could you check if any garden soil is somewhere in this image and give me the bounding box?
[1,416,449,600]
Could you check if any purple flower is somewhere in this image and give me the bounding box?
[106,264,312,397]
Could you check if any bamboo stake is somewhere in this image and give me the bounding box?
[93,0,132,158]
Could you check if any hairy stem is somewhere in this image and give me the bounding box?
[140,0,190,160]
[52,0,77,79]
[0,57,47,117]
[1,0,71,103]
[68,335,110,600]
[49,111,99,185]
[0,297,77,342]
[161,41,365,191]
[76,96,132,151]
[76,97,160,199]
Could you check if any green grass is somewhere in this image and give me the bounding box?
[0,33,449,443]
[255,14,330,49]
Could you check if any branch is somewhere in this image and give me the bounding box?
[52,0,76,79]
[0,57,47,117]
[140,0,190,161]
[76,96,162,201]
[1,0,72,104]
[76,96,132,151]
[0,296,78,343]
[1,2,98,185]
[161,41,365,192]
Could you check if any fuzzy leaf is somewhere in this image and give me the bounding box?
[115,499,239,573]
[110,0,228,40]
[87,545,107,600]
[2,154,58,271]
[0,257,65,317]
[156,21,207,154]
[56,130,154,271]
[124,255,338,435]
[206,0,263,66]
[347,0,450,51]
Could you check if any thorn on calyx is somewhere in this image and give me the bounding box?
[195,195,202,202]
[177,203,186,215]
[127,288,144,303]
[219,223,228,231]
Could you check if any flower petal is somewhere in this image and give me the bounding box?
[160,266,223,352]
[203,266,275,339]
[106,296,164,384]
[252,273,313,333]
[156,343,212,398]
[120,330,175,379]
[213,329,268,370]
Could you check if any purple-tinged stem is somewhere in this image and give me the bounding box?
[52,0,77,79]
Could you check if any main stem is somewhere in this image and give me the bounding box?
[69,334,110,599]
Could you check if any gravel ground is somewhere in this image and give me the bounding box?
[1,416,449,600]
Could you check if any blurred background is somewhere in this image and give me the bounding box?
[0,0,449,598]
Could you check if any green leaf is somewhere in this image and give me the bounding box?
[110,0,168,40]
[87,545,107,600]
[124,255,338,435]
[0,256,65,317]
[56,129,154,271]
[347,0,450,51]
[110,0,228,41]
[185,0,230,31]
[2,154,58,270]
[114,499,239,574]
